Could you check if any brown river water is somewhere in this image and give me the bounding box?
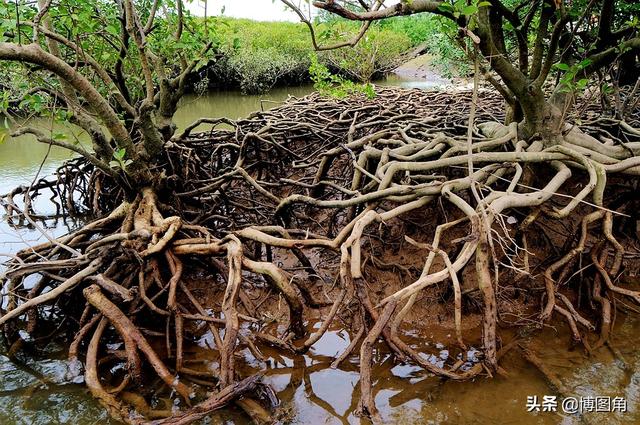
[1,79,639,424]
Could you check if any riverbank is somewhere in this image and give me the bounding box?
[392,53,472,88]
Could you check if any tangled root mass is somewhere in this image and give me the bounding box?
[2,87,640,423]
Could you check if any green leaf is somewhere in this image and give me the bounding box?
[438,3,455,13]
[576,78,589,90]
[478,1,492,6]
[106,24,119,35]
[462,5,478,16]
[554,63,570,71]
[578,58,592,68]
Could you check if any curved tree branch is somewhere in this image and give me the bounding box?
[312,0,453,20]
[11,127,118,179]
[26,21,136,117]
[0,42,133,155]
[281,0,374,51]
[534,4,568,88]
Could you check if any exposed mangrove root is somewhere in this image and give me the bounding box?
[1,87,640,423]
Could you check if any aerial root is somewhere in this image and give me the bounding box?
[357,300,397,420]
[541,206,637,351]
[1,88,639,423]
[146,375,263,425]
[83,284,192,401]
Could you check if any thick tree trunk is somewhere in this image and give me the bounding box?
[517,86,565,144]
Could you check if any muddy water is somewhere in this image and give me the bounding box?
[1,81,639,424]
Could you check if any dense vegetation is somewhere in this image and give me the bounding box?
[0,5,462,101]
[181,14,465,93]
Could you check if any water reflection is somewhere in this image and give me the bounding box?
[216,317,640,424]
[0,341,112,425]
[380,73,454,90]
[172,85,314,134]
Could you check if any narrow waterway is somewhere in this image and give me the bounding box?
[1,79,638,425]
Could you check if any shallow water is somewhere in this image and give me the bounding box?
[185,315,640,425]
[1,79,639,424]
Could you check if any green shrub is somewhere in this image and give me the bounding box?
[309,54,376,99]
[320,28,413,82]
[377,14,470,77]
[228,47,304,93]
[212,18,311,93]
[197,16,446,93]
